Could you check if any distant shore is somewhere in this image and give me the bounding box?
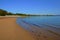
[0,17,35,40]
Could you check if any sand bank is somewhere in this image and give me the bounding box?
[0,17,35,40]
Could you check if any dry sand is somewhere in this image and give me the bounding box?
[0,17,35,40]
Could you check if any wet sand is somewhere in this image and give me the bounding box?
[0,17,35,40]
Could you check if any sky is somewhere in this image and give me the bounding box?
[0,0,60,15]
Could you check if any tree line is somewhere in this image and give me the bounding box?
[1,9,59,16]
[0,9,28,16]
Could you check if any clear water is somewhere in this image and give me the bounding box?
[17,16,60,34]
[20,16,60,28]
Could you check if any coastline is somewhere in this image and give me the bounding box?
[17,17,60,40]
[0,16,60,40]
[0,17,35,40]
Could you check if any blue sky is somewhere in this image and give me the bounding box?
[0,0,60,14]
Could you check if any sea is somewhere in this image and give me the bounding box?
[16,16,60,35]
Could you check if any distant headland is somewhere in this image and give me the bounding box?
[0,9,60,16]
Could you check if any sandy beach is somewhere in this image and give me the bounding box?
[0,17,60,40]
[0,17,35,40]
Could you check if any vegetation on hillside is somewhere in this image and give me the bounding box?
[0,9,28,16]
[0,9,8,16]
[0,9,60,16]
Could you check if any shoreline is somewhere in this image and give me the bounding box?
[0,17,35,40]
[17,17,60,40]
[0,16,60,40]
